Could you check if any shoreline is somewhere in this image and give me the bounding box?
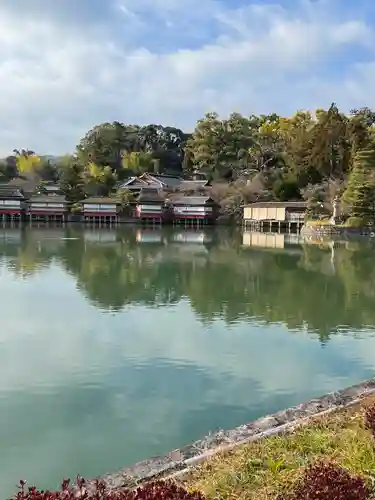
[301,222,375,237]
[84,378,375,491]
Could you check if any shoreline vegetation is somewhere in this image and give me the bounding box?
[13,395,375,499]
[2,103,375,226]
[183,397,375,500]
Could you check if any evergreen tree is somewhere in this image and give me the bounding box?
[58,156,85,202]
[341,147,375,221]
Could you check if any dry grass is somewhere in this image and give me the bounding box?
[183,402,375,500]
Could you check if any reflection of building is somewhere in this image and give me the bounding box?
[0,229,22,244]
[243,201,307,231]
[27,229,67,252]
[243,231,286,248]
[168,231,213,258]
[242,231,303,252]
[83,231,117,243]
[135,230,164,243]
[171,231,211,244]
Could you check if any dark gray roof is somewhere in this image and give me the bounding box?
[0,184,25,199]
[170,196,215,205]
[7,176,38,196]
[119,177,149,190]
[147,174,183,188]
[137,188,165,203]
[30,195,67,203]
[247,201,307,208]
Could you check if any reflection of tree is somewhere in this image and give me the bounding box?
[0,229,54,278]
[3,228,375,342]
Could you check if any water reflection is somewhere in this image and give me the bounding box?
[1,226,375,343]
[1,227,375,495]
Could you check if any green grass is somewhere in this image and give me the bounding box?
[183,401,375,500]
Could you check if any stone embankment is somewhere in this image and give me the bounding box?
[86,378,375,492]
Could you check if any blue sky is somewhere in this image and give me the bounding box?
[0,0,375,154]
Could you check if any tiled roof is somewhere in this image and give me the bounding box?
[169,196,214,205]
[137,188,165,203]
[145,174,183,188]
[29,195,67,203]
[0,184,25,199]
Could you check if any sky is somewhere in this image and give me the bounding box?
[0,0,375,155]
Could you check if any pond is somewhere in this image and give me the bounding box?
[1,226,375,495]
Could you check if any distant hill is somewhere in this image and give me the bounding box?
[0,154,65,163]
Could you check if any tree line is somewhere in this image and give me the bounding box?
[1,104,375,222]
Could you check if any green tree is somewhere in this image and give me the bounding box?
[76,122,187,176]
[35,158,59,182]
[121,151,156,175]
[83,162,118,196]
[116,189,136,215]
[1,156,18,179]
[341,147,375,221]
[186,112,226,175]
[76,122,135,171]
[308,103,351,179]
[58,156,85,202]
[187,112,262,179]
[272,176,301,201]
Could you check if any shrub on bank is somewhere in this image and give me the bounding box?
[277,462,370,500]
[12,478,205,500]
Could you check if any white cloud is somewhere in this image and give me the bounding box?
[0,0,374,155]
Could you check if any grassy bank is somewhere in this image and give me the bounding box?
[15,397,375,500]
[182,397,375,500]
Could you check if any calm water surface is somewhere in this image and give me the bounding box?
[1,226,375,495]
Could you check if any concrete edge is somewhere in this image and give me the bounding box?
[88,378,375,491]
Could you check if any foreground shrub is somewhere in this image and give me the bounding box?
[364,403,375,439]
[12,478,205,500]
[278,461,370,500]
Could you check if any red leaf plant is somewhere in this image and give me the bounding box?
[277,461,370,500]
[11,477,205,500]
